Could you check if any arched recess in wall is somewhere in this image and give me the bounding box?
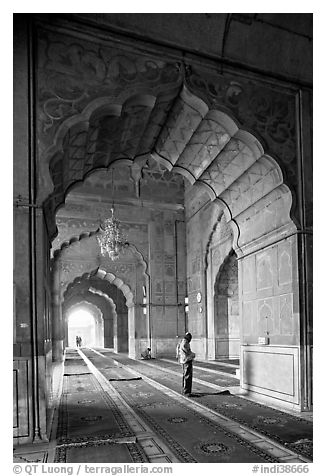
[204,208,237,360]
[213,249,239,360]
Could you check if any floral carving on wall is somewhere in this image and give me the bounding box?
[37,30,182,137]
[185,68,297,175]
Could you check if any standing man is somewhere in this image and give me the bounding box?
[177,332,196,397]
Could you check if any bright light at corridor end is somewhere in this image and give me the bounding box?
[68,308,94,327]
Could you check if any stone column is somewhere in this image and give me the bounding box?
[113,308,118,352]
[51,260,64,362]
[128,305,137,358]
[104,312,114,348]
[297,88,313,410]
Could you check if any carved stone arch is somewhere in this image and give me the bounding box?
[52,230,99,259]
[120,242,149,276]
[92,268,135,308]
[55,230,148,299]
[64,293,119,350]
[62,268,134,353]
[148,86,296,249]
[63,269,132,307]
[44,94,158,167]
[40,82,181,207]
[43,75,296,250]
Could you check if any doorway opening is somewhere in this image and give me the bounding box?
[67,308,104,347]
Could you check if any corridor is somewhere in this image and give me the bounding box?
[14,349,312,464]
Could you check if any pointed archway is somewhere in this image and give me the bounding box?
[66,305,104,347]
[214,250,239,360]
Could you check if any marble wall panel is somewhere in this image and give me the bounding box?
[230,299,239,316]
[242,254,256,298]
[13,359,31,440]
[237,186,293,247]
[191,337,206,358]
[239,232,300,347]
[163,233,174,253]
[151,306,179,338]
[278,239,292,285]
[256,251,274,292]
[215,338,229,358]
[13,368,18,429]
[241,345,299,404]
[164,296,177,305]
[153,338,182,357]
[229,310,240,336]
[257,298,273,336]
[280,294,294,336]
[242,300,255,341]
[164,281,176,296]
[164,264,176,279]
[272,295,280,336]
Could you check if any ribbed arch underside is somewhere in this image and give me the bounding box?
[46,84,294,244]
[64,269,134,308]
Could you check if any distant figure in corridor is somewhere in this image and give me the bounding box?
[76,336,82,348]
[141,347,152,360]
[177,332,196,397]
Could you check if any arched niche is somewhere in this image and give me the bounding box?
[204,209,236,360]
[213,250,239,360]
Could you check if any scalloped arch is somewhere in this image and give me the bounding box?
[46,83,295,249]
[64,269,134,308]
[43,93,157,165]
[53,233,148,280]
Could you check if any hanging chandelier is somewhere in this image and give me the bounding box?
[97,169,128,261]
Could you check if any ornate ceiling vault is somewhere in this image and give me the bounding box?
[36,24,298,241]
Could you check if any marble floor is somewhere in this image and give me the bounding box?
[13,348,313,464]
